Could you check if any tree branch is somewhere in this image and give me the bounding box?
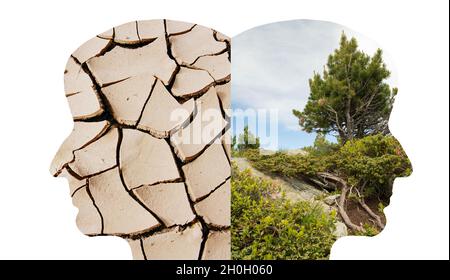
[355,183,385,230]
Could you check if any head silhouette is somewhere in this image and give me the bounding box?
[50,19,231,260]
[230,19,412,259]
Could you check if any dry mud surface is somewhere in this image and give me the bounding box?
[50,19,231,260]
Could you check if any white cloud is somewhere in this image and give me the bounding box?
[232,20,398,131]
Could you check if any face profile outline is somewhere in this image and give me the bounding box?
[230,19,412,259]
[50,19,231,260]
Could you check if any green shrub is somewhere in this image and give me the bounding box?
[336,134,412,198]
[231,164,336,260]
[356,223,380,237]
[243,134,412,200]
[237,125,260,151]
[303,133,339,157]
[250,150,333,177]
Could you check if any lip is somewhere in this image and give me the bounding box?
[69,183,85,207]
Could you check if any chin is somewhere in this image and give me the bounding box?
[75,207,102,236]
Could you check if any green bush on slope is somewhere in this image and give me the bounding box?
[231,165,336,260]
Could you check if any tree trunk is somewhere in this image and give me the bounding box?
[318,172,364,232]
[345,97,354,142]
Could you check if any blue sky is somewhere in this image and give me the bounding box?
[231,20,397,150]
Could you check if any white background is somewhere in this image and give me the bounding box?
[0,0,448,260]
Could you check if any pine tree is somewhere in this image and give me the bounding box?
[293,32,397,143]
[237,126,260,151]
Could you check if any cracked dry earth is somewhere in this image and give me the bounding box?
[50,20,231,260]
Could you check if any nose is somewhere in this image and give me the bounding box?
[50,121,110,177]
[396,141,413,176]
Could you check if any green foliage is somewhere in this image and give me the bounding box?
[303,133,339,157]
[245,134,411,200]
[377,202,385,213]
[293,33,397,143]
[232,147,259,159]
[336,134,412,197]
[356,223,380,237]
[237,126,260,151]
[231,164,336,260]
[251,151,329,177]
[231,135,237,151]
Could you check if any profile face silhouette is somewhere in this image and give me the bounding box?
[50,20,231,260]
[230,20,412,259]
